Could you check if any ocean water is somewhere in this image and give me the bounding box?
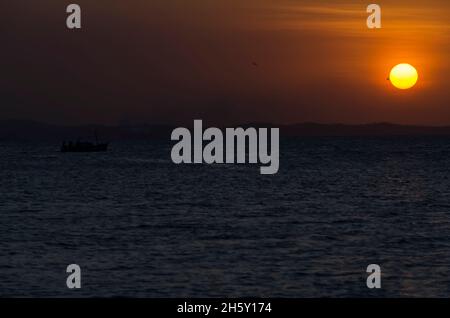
[1,137,450,297]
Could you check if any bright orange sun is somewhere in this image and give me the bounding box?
[389,63,419,90]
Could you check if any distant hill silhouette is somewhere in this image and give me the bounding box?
[1,120,450,141]
[279,122,450,137]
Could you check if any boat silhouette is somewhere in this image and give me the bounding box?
[61,131,108,152]
[61,141,108,152]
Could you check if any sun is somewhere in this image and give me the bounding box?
[389,63,418,90]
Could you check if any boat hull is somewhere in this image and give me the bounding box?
[61,143,108,153]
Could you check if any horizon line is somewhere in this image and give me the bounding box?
[2,119,450,129]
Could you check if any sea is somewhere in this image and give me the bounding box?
[1,137,450,297]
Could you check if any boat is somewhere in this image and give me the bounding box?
[61,141,108,152]
[61,131,109,152]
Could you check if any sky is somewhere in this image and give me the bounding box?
[1,0,449,126]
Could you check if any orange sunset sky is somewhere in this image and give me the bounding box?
[2,0,449,125]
